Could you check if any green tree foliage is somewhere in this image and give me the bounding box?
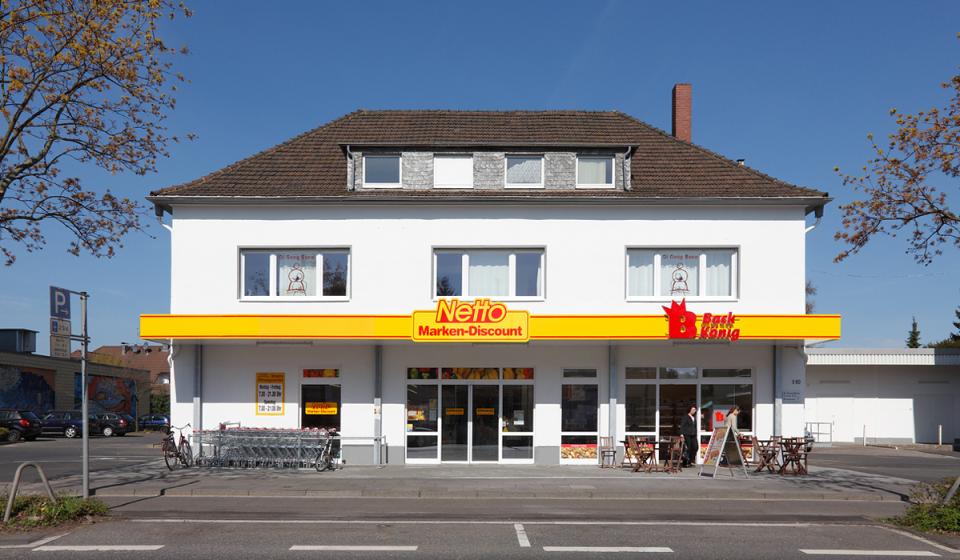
[907,317,922,348]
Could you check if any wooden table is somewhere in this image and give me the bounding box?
[753,438,781,473]
[779,438,808,475]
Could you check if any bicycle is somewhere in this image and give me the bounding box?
[314,428,339,472]
[162,423,194,470]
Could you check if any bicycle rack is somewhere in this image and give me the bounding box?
[3,462,58,524]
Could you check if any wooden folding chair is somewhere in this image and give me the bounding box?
[598,436,617,468]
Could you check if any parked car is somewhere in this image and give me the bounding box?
[120,413,137,430]
[96,413,130,437]
[138,414,169,431]
[41,410,102,438]
[0,409,42,442]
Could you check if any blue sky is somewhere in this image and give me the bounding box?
[2,0,959,351]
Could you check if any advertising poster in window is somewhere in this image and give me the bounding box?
[660,252,700,297]
[256,372,285,416]
[304,401,337,415]
[277,253,316,297]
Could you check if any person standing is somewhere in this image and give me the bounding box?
[724,405,741,437]
[679,405,698,467]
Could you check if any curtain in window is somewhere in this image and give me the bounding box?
[627,250,654,296]
[515,252,541,297]
[277,252,317,296]
[468,251,509,296]
[660,251,699,297]
[705,249,733,296]
[578,157,612,184]
[506,157,541,184]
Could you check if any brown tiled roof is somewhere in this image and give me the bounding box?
[150,110,827,203]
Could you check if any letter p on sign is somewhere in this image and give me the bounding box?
[50,286,70,319]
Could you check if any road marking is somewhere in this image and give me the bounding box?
[514,523,530,547]
[543,546,673,553]
[134,518,820,527]
[878,526,960,555]
[34,545,165,551]
[289,545,418,551]
[0,533,68,549]
[799,550,938,557]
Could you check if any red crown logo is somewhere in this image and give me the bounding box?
[663,299,698,339]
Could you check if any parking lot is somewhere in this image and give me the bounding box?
[0,430,163,481]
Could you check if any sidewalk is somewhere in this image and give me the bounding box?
[2,460,914,503]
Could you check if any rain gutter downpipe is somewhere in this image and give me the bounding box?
[805,206,824,234]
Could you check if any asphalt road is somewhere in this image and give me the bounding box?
[1,517,955,559]
[812,446,960,482]
[0,431,164,481]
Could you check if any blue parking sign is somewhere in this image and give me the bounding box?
[50,286,70,319]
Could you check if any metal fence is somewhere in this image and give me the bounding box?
[804,422,833,447]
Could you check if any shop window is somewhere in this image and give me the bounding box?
[625,367,656,380]
[503,367,534,380]
[240,249,349,299]
[502,435,533,460]
[626,248,738,299]
[625,385,656,432]
[702,369,751,378]
[406,385,438,433]
[505,155,543,188]
[502,385,534,433]
[659,384,696,438]
[301,384,340,431]
[576,155,614,188]
[434,249,543,299]
[363,155,401,187]
[561,384,598,432]
[661,367,697,380]
[407,367,438,380]
[561,435,597,460]
[701,384,753,433]
[563,369,597,378]
[442,368,499,380]
[434,155,473,188]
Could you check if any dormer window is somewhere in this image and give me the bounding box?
[576,155,614,188]
[505,155,544,188]
[363,155,401,188]
[433,155,473,189]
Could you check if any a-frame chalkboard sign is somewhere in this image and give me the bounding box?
[698,426,749,478]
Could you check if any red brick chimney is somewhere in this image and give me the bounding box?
[672,83,692,142]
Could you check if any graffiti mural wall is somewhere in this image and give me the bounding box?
[0,366,56,413]
[74,373,138,416]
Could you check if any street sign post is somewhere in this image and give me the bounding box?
[49,286,90,498]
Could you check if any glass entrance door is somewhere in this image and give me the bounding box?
[471,385,499,462]
[441,385,469,462]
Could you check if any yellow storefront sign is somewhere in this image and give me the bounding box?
[412,299,529,343]
[141,299,841,342]
[445,407,464,416]
[475,408,495,416]
[304,402,338,415]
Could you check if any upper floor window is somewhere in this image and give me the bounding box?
[363,155,401,188]
[626,248,737,299]
[435,249,544,299]
[434,155,473,188]
[576,156,614,188]
[505,155,543,188]
[241,249,350,299]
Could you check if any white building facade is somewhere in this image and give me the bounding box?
[143,101,840,464]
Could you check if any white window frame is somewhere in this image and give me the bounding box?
[432,248,545,301]
[575,155,615,189]
[239,247,351,302]
[362,154,402,188]
[504,154,545,189]
[433,154,474,189]
[624,246,739,302]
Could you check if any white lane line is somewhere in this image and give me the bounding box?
[878,526,960,555]
[799,550,938,557]
[289,545,418,551]
[543,546,673,553]
[34,545,165,552]
[514,523,531,547]
[133,518,819,527]
[0,533,68,550]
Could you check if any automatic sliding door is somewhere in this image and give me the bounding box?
[471,385,499,462]
[441,386,468,461]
